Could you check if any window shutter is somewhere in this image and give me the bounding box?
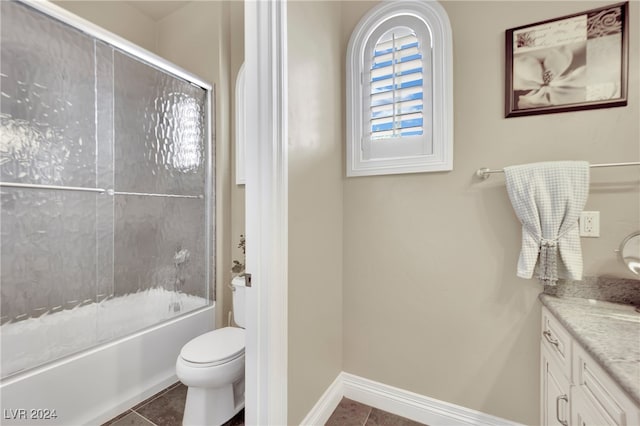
[370,28,424,140]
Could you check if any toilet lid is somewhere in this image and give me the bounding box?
[180,327,245,365]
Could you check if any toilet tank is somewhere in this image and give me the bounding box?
[231,276,247,328]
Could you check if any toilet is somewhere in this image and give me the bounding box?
[176,276,247,426]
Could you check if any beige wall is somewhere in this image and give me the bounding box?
[342,1,639,425]
[53,1,158,53]
[287,1,344,424]
[53,1,243,329]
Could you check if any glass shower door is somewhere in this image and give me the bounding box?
[0,0,102,377]
[97,51,210,342]
[0,0,212,379]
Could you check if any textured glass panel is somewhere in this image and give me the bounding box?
[114,52,207,195]
[95,287,209,343]
[99,194,208,341]
[1,304,98,378]
[96,41,115,301]
[113,194,207,298]
[0,1,96,187]
[0,188,98,377]
[0,188,98,321]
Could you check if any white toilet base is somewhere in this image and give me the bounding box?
[182,380,244,426]
[176,348,245,426]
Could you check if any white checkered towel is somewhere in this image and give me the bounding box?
[504,161,589,285]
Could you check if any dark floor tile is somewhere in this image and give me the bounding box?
[325,398,372,426]
[107,412,155,426]
[134,383,188,426]
[364,407,426,426]
[132,382,181,411]
[101,410,135,426]
[221,408,245,426]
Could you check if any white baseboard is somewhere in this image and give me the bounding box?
[301,372,523,426]
[300,374,344,426]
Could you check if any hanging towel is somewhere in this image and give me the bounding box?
[504,161,589,285]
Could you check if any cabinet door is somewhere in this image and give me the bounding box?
[542,344,571,426]
[572,343,640,426]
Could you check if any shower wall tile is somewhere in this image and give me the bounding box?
[0,188,97,322]
[0,1,97,188]
[113,195,206,299]
[113,51,207,196]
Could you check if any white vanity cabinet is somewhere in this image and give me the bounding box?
[541,307,572,426]
[541,306,640,426]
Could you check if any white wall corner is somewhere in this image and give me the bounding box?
[301,372,525,426]
[299,374,344,426]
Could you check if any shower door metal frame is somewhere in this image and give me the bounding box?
[3,0,215,304]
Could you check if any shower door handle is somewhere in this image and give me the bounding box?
[245,273,252,288]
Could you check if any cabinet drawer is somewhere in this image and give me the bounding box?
[542,307,572,379]
[572,386,614,426]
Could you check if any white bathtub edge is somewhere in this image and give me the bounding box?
[89,373,179,425]
[0,305,215,425]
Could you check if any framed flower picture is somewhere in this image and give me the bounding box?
[505,2,628,117]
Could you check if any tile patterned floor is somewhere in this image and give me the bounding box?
[102,385,422,426]
[101,382,244,426]
[325,398,426,426]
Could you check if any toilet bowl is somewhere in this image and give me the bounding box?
[176,277,247,426]
[176,327,245,425]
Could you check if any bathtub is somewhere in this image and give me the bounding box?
[0,289,214,425]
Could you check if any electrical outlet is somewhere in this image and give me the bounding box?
[580,211,600,237]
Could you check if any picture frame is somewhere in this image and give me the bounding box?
[505,2,628,118]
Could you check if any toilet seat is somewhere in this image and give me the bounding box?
[180,327,245,367]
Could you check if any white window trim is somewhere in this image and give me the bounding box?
[346,0,453,177]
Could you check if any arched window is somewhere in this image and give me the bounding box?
[346,0,453,176]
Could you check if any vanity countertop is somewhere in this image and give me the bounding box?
[539,294,640,406]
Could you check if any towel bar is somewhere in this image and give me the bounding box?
[476,161,640,180]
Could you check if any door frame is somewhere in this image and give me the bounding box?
[244,1,288,425]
